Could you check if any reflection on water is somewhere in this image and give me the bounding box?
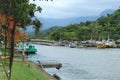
[28,45,120,80]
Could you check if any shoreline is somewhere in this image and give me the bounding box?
[28,61,58,80]
[13,55,58,80]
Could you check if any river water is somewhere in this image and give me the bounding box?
[28,45,120,80]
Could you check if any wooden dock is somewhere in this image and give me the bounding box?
[37,60,62,70]
[41,63,62,69]
[27,39,56,46]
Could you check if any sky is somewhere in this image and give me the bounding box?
[30,0,120,19]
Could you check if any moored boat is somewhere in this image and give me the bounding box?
[25,44,37,54]
[69,43,76,48]
[105,39,117,48]
[96,41,106,48]
[97,43,106,48]
[16,42,37,55]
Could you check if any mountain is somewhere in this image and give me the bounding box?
[38,9,115,30]
[99,9,115,16]
[38,16,98,30]
[26,9,115,34]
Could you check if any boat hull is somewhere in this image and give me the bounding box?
[18,50,36,55]
[97,44,106,48]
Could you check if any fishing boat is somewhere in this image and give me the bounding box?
[97,43,106,48]
[96,41,106,48]
[104,33,117,48]
[105,39,117,48]
[25,44,37,54]
[96,39,117,48]
[16,42,37,55]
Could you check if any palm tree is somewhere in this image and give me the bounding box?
[33,18,42,38]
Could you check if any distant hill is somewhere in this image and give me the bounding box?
[99,9,115,16]
[38,9,115,30]
[39,16,98,30]
[26,9,115,34]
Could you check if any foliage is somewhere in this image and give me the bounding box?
[45,8,120,41]
[33,18,42,38]
[0,0,42,80]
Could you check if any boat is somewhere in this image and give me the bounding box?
[25,44,37,54]
[105,39,117,48]
[53,42,65,46]
[104,33,117,48]
[76,45,84,48]
[69,43,76,48]
[96,39,117,48]
[97,43,106,48]
[96,41,106,48]
[16,42,37,55]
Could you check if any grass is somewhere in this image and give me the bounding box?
[11,61,47,80]
[0,47,48,80]
[0,60,47,80]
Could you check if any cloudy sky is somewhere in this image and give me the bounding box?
[30,0,120,19]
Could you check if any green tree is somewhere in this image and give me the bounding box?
[0,0,42,80]
[45,7,120,41]
[46,28,64,41]
[88,22,98,40]
[33,18,42,38]
[76,26,90,41]
[29,3,42,38]
[65,24,78,32]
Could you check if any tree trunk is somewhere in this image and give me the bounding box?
[8,24,16,80]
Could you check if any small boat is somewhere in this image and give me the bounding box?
[69,43,76,48]
[25,44,37,54]
[97,43,106,48]
[104,34,117,48]
[105,39,117,48]
[96,41,106,48]
[76,45,84,48]
[53,42,65,46]
[16,42,37,55]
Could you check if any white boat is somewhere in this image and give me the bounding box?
[105,39,117,48]
[69,43,76,48]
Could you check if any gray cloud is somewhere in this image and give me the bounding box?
[31,0,120,18]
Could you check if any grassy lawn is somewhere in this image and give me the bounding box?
[0,60,47,80]
[0,48,48,80]
[11,61,47,80]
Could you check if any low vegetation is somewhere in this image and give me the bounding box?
[0,60,47,80]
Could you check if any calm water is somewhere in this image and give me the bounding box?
[28,45,120,80]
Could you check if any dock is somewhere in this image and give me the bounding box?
[41,63,62,69]
[37,60,62,70]
[27,39,56,46]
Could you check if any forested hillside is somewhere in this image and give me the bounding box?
[45,9,120,41]
[37,9,114,30]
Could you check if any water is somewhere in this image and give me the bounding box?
[28,45,120,80]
